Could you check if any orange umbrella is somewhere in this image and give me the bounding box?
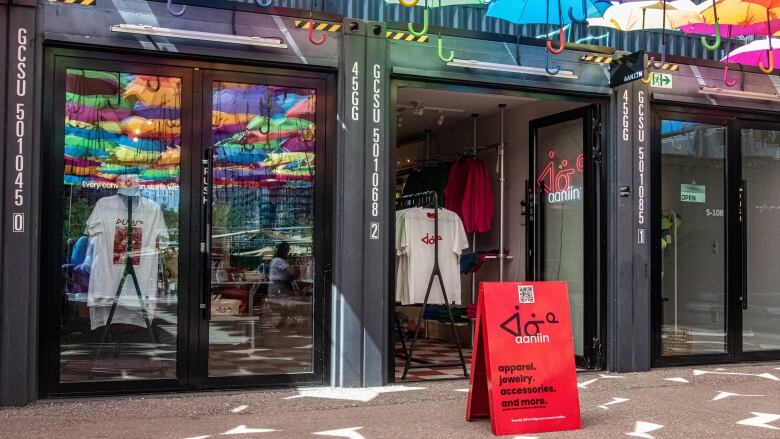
[741,0,780,72]
[699,0,780,23]
[694,0,780,50]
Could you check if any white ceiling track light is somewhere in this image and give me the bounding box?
[698,86,780,103]
[446,58,578,79]
[397,102,464,116]
[111,24,288,49]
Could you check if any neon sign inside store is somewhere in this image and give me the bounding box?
[537,150,584,204]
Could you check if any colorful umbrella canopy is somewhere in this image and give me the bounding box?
[721,37,779,67]
[587,0,702,31]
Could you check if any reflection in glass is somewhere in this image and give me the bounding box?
[60,69,181,381]
[660,120,727,356]
[742,128,780,352]
[536,118,585,357]
[208,81,316,376]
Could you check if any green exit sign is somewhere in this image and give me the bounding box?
[650,72,673,89]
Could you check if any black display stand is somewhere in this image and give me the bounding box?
[91,195,157,374]
[396,191,468,380]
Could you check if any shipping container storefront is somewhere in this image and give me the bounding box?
[2,0,349,403]
[383,32,613,377]
[40,50,335,395]
[3,0,618,402]
[2,0,779,406]
[645,60,780,366]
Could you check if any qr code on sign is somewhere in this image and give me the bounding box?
[518,285,535,304]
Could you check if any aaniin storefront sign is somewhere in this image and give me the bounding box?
[467,282,581,436]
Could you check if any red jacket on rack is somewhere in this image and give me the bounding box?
[444,157,494,234]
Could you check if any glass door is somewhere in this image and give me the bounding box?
[738,122,780,359]
[196,70,327,387]
[529,106,599,369]
[42,53,333,397]
[42,56,193,395]
[655,116,731,363]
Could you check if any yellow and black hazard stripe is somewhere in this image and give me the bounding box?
[48,0,96,5]
[385,31,429,43]
[646,61,680,71]
[580,54,614,65]
[294,19,342,34]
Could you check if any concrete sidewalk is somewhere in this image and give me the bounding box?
[2,362,780,438]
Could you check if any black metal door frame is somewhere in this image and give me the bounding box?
[733,118,780,363]
[528,105,601,370]
[651,104,780,367]
[387,77,608,377]
[193,68,332,390]
[650,108,735,367]
[39,47,335,397]
[40,53,195,397]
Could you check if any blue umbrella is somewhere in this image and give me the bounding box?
[486,0,610,26]
[488,0,608,74]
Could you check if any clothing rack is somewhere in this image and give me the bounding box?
[398,105,511,305]
[91,195,157,377]
[466,106,510,305]
[395,191,468,380]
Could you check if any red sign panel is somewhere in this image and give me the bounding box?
[466,282,581,436]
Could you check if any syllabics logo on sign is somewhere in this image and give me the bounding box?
[466,282,581,436]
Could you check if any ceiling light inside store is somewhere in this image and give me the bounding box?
[410,102,425,116]
[447,58,578,79]
[698,86,780,103]
[397,103,463,115]
[111,24,288,49]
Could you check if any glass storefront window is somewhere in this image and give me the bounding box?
[208,81,316,377]
[60,69,181,381]
[659,120,727,356]
[741,128,780,352]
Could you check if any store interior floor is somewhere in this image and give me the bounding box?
[393,86,590,382]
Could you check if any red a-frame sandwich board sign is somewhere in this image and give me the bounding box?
[466,282,581,436]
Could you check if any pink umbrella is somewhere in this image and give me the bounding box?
[680,19,780,36]
[721,37,780,72]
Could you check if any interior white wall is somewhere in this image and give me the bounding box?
[397,97,586,304]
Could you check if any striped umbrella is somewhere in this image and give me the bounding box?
[722,37,780,72]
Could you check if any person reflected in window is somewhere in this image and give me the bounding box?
[269,242,298,296]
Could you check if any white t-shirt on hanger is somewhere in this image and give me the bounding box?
[86,195,168,329]
[396,207,468,305]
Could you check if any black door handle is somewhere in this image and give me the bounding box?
[202,147,213,320]
[741,180,748,310]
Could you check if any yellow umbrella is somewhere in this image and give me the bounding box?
[587,0,702,31]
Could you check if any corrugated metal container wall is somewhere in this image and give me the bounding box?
[352,1,736,61]
[233,0,737,60]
